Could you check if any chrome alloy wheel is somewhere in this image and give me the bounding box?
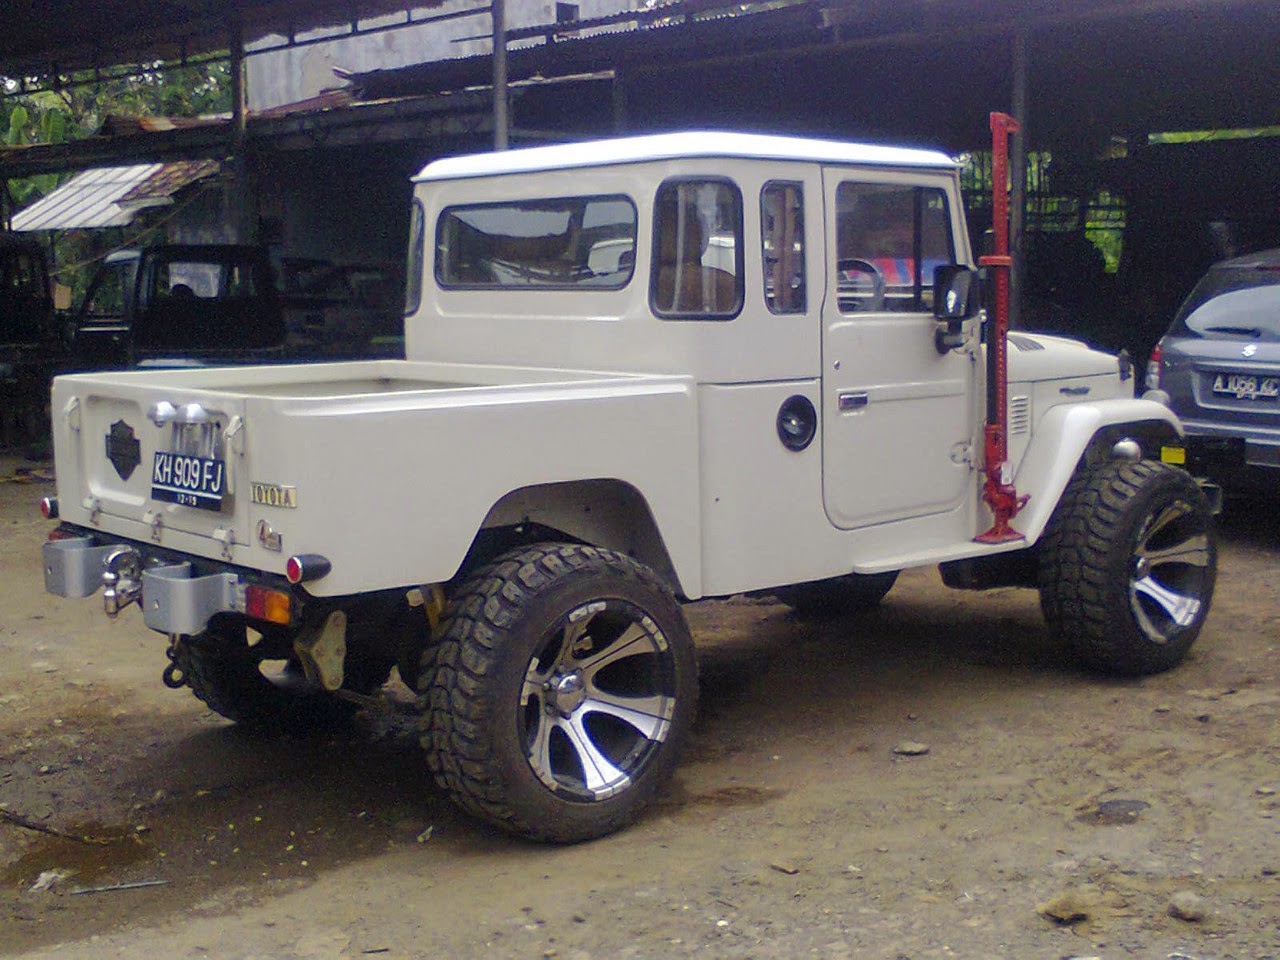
[1128,499,1214,644]
[520,599,677,802]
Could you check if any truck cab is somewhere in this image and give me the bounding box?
[73,244,285,369]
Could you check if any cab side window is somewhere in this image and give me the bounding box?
[651,180,743,319]
[835,183,954,313]
[762,182,806,314]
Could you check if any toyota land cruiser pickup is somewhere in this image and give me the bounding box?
[40,129,1217,843]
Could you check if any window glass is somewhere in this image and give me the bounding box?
[835,183,954,313]
[651,180,743,318]
[761,182,805,313]
[436,195,636,289]
[405,200,425,314]
[83,261,135,319]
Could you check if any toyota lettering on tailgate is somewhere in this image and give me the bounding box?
[152,451,225,510]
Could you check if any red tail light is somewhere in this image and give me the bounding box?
[286,554,331,584]
[39,497,58,520]
[1146,341,1163,390]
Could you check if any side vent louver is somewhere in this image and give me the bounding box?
[1009,395,1031,435]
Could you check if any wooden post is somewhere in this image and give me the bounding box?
[229,20,255,242]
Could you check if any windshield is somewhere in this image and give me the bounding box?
[1173,267,1280,341]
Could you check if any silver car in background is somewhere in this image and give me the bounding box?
[1148,248,1280,489]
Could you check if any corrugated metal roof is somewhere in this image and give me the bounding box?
[10,161,218,231]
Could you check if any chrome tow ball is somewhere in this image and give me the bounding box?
[102,546,143,617]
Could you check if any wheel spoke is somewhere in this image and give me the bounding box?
[550,616,592,671]
[525,710,558,789]
[1141,501,1190,544]
[1139,532,1211,569]
[582,688,673,743]
[1132,575,1202,629]
[576,621,653,677]
[561,714,631,799]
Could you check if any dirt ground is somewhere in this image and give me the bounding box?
[1,457,1277,960]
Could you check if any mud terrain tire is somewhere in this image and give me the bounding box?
[1039,460,1216,675]
[420,543,697,843]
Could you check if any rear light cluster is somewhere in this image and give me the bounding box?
[1146,341,1163,390]
[39,497,58,520]
[245,584,292,626]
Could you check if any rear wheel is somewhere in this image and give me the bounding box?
[420,543,697,843]
[178,615,389,732]
[1039,460,1216,675]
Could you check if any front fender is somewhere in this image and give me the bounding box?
[1013,398,1182,544]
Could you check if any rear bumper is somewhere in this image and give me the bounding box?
[43,533,255,635]
[1160,428,1280,495]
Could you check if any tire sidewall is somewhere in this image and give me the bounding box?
[467,554,696,841]
[1105,465,1215,658]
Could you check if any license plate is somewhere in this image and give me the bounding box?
[1212,372,1280,400]
[151,452,226,510]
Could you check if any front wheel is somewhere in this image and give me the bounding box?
[1038,460,1217,675]
[420,543,697,843]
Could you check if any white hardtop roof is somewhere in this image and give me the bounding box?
[415,130,957,182]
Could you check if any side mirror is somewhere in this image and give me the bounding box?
[933,265,979,353]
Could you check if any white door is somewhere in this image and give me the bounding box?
[820,169,975,529]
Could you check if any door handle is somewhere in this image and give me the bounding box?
[838,391,869,411]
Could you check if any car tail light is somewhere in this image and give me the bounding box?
[286,554,331,584]
[245,584,292,625]
[46,527,79,542]
[39,497,58,519]
[1146,341,1163,390]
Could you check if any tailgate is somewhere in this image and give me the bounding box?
[52,375,248,550]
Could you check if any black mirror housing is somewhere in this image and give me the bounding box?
[933,265,980,321]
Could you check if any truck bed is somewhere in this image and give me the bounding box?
[49,359,701,597]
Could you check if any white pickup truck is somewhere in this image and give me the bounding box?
[41,131,1216,842]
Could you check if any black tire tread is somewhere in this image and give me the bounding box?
[420,542,693,842]
[1039,459,1214,675]
[178,616,382,732]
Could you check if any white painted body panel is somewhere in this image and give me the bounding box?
[47,132,1179,610]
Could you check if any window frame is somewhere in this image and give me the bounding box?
[434,193,638,292]
[404,199,426,316]
[760,180,807,315]
[833,181,957,315]
[649,176,746,322]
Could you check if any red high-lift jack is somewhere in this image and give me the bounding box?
[975,111,1030,544]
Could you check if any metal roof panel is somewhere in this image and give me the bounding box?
[415,130,957,182]
[12,163,165,231]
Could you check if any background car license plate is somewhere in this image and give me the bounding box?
[152,452,225,510]
[1212,373,1279,400]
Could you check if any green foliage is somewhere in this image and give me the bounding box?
[3,60,232,209]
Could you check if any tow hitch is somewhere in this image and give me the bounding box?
[102,546,143,616]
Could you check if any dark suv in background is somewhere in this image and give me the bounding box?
[1148,248,1280,489]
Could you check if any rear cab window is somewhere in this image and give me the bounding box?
[436,195,637,289]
